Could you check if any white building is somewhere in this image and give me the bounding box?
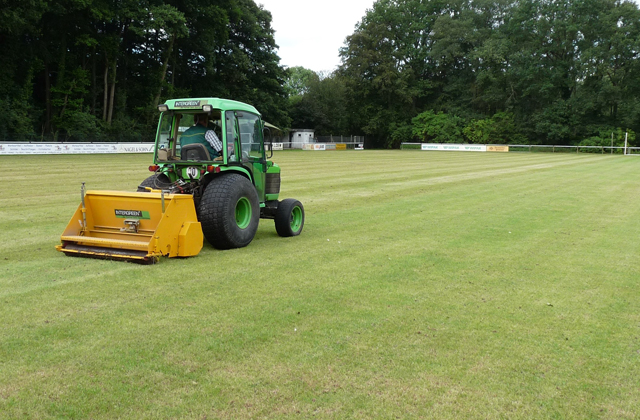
[290,129,314,149]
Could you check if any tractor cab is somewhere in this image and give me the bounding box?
[155,99,265,163]
[153,98,280,203]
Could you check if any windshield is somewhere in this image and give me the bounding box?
[156,110,223,161]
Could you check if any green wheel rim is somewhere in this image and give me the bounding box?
[235,197,252,229]
[290,205,303,232]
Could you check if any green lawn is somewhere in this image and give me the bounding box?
[1,151,639,419]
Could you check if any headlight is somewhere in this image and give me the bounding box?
[158,104,169,112]
[202,105,212,113]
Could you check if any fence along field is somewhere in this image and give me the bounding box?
[0,151,639,418]
[401,142,640,155]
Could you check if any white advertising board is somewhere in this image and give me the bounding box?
[421,143,487,152]
[116,143,156,153]
[303,143,327,151]
[0,142,155,155]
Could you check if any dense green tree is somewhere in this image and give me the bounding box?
[284,66,319,97]
[339,0,640,147]
[0,0,289,140]
[339,0,440,146]
[285,69,348,135]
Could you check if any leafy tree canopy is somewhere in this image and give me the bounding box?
[339,0,640,147]
[0,0,289,140]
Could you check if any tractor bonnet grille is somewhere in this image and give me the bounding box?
[266,173,281,194]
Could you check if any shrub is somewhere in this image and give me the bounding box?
[463,112,526,144]
[412,110,464,143]
[387,122,414,148]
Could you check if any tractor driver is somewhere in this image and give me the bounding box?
[181,113,223,159]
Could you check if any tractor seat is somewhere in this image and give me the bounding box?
[181,144,211,161]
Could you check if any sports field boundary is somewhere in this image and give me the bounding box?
[401,142,640,155]
[0,142,155,155]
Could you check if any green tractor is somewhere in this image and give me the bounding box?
[139,97,304,250]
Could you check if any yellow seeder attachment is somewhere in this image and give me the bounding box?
[56,187,203,263]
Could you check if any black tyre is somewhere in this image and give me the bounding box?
[275,199,305,237]
[198,173,260,249]
[137,173,172,192]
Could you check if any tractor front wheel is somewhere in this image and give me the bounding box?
[275,199,305,237]
[198,174,260,249]
[137,173,171,192]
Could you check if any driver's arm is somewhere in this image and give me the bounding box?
[205,130,223,156]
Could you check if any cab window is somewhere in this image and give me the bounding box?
[225,111,239,162]
[175,114,195,158]
[226,111,263,161]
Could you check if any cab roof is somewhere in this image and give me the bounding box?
[162,98,260,116]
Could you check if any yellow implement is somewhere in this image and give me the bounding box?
[56,189,203,263]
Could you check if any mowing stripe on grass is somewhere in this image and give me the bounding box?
[0,151,638,419]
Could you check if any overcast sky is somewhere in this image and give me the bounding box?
[258,0,640,74]
[258,0,376,73]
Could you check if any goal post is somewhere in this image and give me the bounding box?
[625,147,640,156]
[623,131,640,156]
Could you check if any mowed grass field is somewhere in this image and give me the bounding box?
[1,150,639,419]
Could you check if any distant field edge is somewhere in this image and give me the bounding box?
[401,142,640,155]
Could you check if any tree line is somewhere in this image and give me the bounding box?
[0,0,289,142]
[2,0,639,148]
[292,0,640,148]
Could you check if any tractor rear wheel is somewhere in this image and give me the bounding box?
[275,199,305,237]
[137,173,171,192]
[198,174,259,249]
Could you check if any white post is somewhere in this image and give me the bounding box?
[611,132,614,154]
[624,131,628,155]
